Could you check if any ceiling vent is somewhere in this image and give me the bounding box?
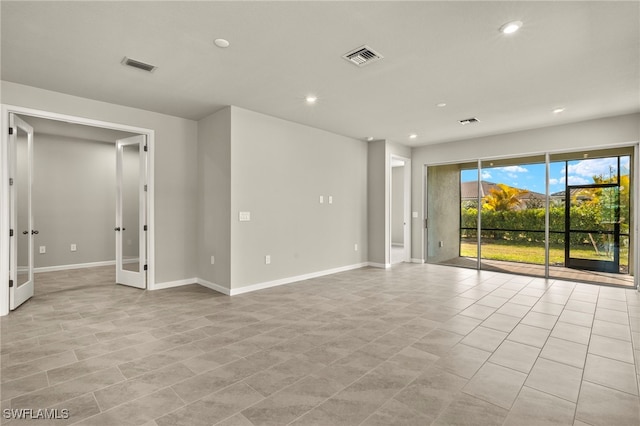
[121,57,157,73]
[459,117,480,125]
[342,45,383,67]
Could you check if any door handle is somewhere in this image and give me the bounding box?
[31,230,39,235]
[22,230,28,235]
[114,227,121,231]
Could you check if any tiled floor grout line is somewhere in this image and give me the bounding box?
[569,283,599,426]
[3,264,639,426]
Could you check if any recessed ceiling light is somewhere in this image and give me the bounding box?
[214,38,230,48]
[366,137,374,141]
[553,107,566,114]
[409,134,417,139]
[499,20,523,34]
[305,95,317,104]
[436,103,447,108]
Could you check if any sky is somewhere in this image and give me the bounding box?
[461,156,630,195]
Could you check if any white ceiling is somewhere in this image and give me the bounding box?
[2,1,638,147]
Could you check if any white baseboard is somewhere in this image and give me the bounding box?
[152,277,198,290]
[229,262,369,296]
[35,260,115,273]
[411,258,425,264]
[197,278,231,296]
[368,262,391,269]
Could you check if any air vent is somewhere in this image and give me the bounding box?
[342,45,383,67]
[121,57,157,73]
[459,117,480,125]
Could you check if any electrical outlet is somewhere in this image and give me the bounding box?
[328,196,333,204]
[210,255,215,265]
[354,243,358,251]
[319,195,324,204]
[70,244,77,252]
[265,255,271,265]
[39,246,46,254]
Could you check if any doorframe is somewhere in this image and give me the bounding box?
[389,154,411,264]
[1,104,156,316]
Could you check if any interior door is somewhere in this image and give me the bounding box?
[115,135,147,289]
[9,114,35,310]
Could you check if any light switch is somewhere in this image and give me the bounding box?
[319,195,324,204]
[39,246,46,254]
[70,244,77,252]
[412,211,418,218]
[239,211,251,221]
[328,196,333,204]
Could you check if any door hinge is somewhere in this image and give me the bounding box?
[143,264,148,271]
[144,145,148,152]
[425,218,428,228]
[9,178,14,186]
[144,184,148,192]
[10,229,13,237]
[8,127,14,135]
[9,280,14,288]
[143,225,147,231]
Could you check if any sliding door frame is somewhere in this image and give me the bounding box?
[422,142,639,290]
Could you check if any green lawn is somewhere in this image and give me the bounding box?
[460,239,629,267]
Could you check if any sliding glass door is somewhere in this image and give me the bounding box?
[425,147,635,287]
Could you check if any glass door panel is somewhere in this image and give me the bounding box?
[478,157,546,277]
[9,114,35,310]
[115,135,146,289]
[567,185,620,273]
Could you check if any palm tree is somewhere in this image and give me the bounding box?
[483,183,529,211]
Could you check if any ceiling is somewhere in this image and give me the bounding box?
[2,1,638,147]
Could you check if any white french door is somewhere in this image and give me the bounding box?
[9,114,35,310]
[115,135,147,289]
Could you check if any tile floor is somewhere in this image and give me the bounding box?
[1,264,639,425]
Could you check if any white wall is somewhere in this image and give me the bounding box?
[28,134,116,268]
[230,107,368,289]
[197,107,232,290]
[368,141,411,266]
[2,81,199,285]
[367,140,386,265]
[411,113,640,260]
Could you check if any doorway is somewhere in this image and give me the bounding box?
[390,155,411,264]
[564,156,628,274]
[1,106,155,315]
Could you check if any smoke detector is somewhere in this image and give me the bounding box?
[342,45,383,67]
[121,57,157,73]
